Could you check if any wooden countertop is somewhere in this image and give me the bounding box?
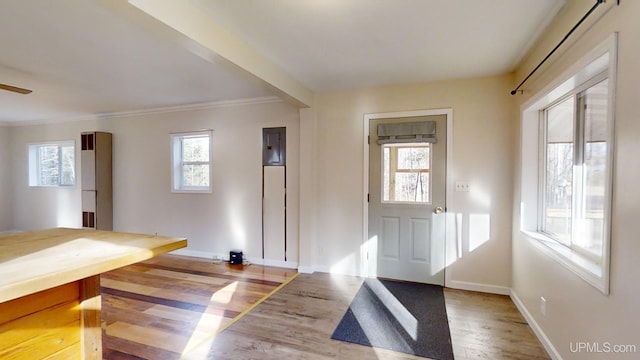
[0,228,187,303]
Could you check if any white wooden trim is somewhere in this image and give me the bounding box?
[169,249,298,269]
[170,248,216,259]
[297,266,315,274]
[510,289,563,360]
[5,96,282,127]
[446,280,510,295]
[247,257,298,270]
[519,33,617,295]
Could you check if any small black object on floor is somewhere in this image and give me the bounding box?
[331,278,454,360]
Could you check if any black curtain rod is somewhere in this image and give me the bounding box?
[510,0,605,95]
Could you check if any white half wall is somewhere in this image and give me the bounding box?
[9,101,300,266]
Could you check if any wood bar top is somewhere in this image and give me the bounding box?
[0,228,187,303]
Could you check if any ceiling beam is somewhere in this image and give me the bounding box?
[127,0,314,108]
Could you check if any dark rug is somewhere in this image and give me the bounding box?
[331,278,454,360]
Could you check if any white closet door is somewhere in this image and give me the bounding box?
[263,166,286,261]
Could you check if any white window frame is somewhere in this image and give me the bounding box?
[520,34,617,294]
[170,130,213,193]
[381,143,432,205]
[28,140,76,188]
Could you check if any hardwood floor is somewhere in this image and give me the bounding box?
[102,254,549,359]
[101,254,297,359]
[445,289,549,360]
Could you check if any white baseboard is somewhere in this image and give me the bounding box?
[170,248,215,259]
[0,230,21,235]
[313,265,332,274]
[297,266,316,274]
[446,280,511,295]
[169,249,298,269]
[295,265,331,274]
[510,289,562,360]
[246,257,298,269]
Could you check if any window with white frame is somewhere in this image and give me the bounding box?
[28,141,75,187]
[520,34,616,294]
[542,78,609,260]
[171,131,212,193]
[382,144,431,203]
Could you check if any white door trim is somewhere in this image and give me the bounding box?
[362,108,454,284]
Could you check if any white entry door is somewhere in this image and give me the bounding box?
[368,114,447,285]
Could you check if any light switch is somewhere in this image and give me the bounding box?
[455,181,470,192]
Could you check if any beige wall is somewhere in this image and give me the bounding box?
[10,120,93,231]
[303,74,516,291]
[512,1,640,359]
[9,101,300,266]
[0,125,12,231]
[6,3,637,357]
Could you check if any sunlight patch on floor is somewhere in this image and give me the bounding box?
[182,282,238,354]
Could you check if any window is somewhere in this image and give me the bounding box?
[28,141,75,187]
[382,144,430,203]
[171,131,212,193]
[542,79,609,260]
[520,34,616,294]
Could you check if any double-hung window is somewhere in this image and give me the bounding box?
[171,131,212,193]
[28,141,75,187]
[520,34,616,293]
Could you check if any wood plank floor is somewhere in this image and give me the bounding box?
[102,254,549,359]
[101,254,297,359]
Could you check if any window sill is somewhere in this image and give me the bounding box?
[521,230,608,294]
[171,189,212,194]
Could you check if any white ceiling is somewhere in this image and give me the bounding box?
[0,0,564,124]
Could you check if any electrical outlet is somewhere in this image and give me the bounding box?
[455,181,470,192]
[540,296,547,316]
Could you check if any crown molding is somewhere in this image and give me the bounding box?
[5,96,283,127]
[96,96,282,120]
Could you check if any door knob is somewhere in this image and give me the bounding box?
[434,206,444,214]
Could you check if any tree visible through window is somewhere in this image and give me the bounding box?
[542,79,609,260]
[520,36,615,293]
[171,131,212,192]
[28,142,75,187]
[382,144,430,203]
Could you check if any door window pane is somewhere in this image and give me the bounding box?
[397,147,429,170]
[382,144,430,203]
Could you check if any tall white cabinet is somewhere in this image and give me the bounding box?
[81,132,112,230]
